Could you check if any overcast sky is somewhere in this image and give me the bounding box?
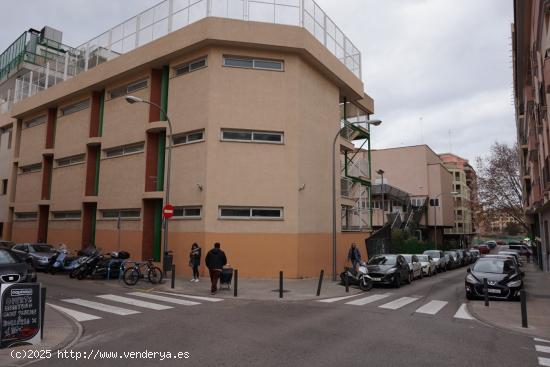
[0,0,515,163]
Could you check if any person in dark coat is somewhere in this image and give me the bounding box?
[347,242,361,270]
[189,243,201,282]
[205,242,227,295]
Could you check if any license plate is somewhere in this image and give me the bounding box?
[371,278,382,281]
[488,289,501,294]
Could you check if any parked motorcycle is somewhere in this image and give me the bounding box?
[339,262,373,291]
[71,251,130,280]
[49,249,89,275]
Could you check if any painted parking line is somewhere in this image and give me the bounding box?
[345,293,392,306]
[415,300,448,315]
[453,303,474,320]
[317,294,363,303]
[378,297,419,310]
[127,292,200,306]
[536,345,550,354]
[62,299,140,316]
[539,357,550,366]
[153,291,224,302]
[96,294,173,310]
[535,338,550,344]
[48,303,101,322]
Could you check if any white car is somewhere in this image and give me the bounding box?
[401,254,423,280]
[416,254,437,277]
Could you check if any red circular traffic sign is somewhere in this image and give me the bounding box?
[162,204,174,219]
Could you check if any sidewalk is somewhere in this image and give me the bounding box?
[468,261,550,339]
[157,274,362,301]
[0,305,81,366]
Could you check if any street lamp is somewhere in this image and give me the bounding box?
[125,95,174,267]
[432,191,459,249]
[376,169,385,226]
[332,118,382,281]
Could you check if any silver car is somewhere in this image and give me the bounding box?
[11,243,57,270]
[401,254,423,280]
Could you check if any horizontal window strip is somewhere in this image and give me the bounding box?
[219,206,283,220]
[174,56,207,76]
[52,211,81,220]
[221,129,283,143]
[104,142,144,158]
[173,206,202,218]
[109,78,148,99]
[14,212,37,220]
[173,129,204,145]
[60,99,90,116]
[101,209,141,219]
[223,56,284,71]
[24,115,47,129]
[56,154,85,167]
[20,163,42,173]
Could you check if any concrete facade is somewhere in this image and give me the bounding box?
[0,15,374,278]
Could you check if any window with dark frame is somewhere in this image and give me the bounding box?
[174,57,208,76]
[52,211,81,220]
[20,163,42,174]
[60,99,90,116]
[173,206,202,218]
[24,115,47,129]
[223,56,284,71]
[109,79,149,99]
[221,129,283,143]
[101,209,141,219]
[172,130,205,145]
[104,143,144,158]
[56,154,85,167]
[14,212,37,220]
[219,207,283,219]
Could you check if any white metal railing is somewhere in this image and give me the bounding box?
[347,156,370,179]
[3,0,362,115]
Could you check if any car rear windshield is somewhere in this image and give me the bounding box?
[417,255,429,262]
[30,244,54,253]
[473,259,513,274]
[0,250,17,264]
[368,256,396,265]
[402,255,412,263]
[424,251,439,258]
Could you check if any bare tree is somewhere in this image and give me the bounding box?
[475,142,527,231]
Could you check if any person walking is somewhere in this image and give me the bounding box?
[347,242,361,270]
[189,243,201,282]
[205,242,227,295]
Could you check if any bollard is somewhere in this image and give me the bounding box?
[279,271,283,299]
[233,269,238,297]
[345,273,349,293]
[40,287,46,340]
[521,290,528,328]
[171,264,175,289]
[483,278,489,307]
[316,269,324,296]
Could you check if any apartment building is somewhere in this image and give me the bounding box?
[0,0,375,278]
[513,0,550,271]
[439,153,477,246]
[370,145,454,245]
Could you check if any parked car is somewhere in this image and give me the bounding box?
[11,243,57,270]
[484,254,522,269]
[366,254,412,288]
[423,250,447,272]
[498,250,522,266]
[478,244,490,255]
[496,240,506,246]
[444,251,459,269]
[465,257,523,301]
[0,241,15,250]
[463,250,474,265]
[417,255,437,277]
[508,243,532,257]
[453,250,466,266]
[468,249,481,260]
[402,254,422,279]
[485,240,497,249]
[0,249,37,284]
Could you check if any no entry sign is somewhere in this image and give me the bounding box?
[162,204,174,219]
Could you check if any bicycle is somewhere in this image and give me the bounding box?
[122,259,163,286]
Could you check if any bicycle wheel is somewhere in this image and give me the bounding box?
[147,267,163,284]
[123,268,140,286]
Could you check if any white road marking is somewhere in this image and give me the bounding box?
[415,300,448,315]
[378,297,419,310]
[535,338,550,344]
[345,293,392,306]
[536,345,550,354]
[96,294,173,310]
[539,357,550,366]
[317,294,363,303]
[48,303,101,322]
[127,292,200,306]
[153,291,224,302]
[453,303,474,320]
[62,299,140,316]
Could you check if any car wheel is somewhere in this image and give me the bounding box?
[406,272,412,284]
[394,274,402,288]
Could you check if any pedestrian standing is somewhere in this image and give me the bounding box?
[189,243,201,282]
[205,242,227,295]
[347,242,361,270]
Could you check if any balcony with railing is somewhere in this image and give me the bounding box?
[1,0,363,115]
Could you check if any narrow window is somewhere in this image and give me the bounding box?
[221,129,283,144]
[14,212,38,221]
[173,206,202,219]
[223,56,283,71]
[104,143,144,158]
[60,99,90,116]
[174,57,207,76]
[1,179,7,195]
[52,211,81,220]
[109,78,148,99]
[219,207,283,220]
[20,163,42,174]
[24,115,47,129]
[56,154,85,167]
[172,129,205,145]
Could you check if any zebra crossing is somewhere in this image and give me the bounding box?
[316,293,474,320]
[535,337,550,366]
[47,291,223,322]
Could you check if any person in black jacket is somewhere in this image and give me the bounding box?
[189,243,201,282]
[205,242,227,294]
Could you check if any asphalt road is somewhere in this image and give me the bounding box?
[29,267,538,367]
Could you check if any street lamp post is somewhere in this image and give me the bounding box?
[125,95,174,266]
[332,118,381,281]
[377,169,385,226]
[432,191,459,249]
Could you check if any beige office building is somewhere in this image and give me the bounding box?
[0,0,375,278]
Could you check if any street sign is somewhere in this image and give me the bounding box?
[163,204,174,219]
[0,283,41,348]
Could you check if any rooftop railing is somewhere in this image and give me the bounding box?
[1,0,362,115]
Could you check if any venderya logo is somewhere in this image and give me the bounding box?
[11,288,32,297]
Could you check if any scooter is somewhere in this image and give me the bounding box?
[49,249,89,275]
[339,261,373,291]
